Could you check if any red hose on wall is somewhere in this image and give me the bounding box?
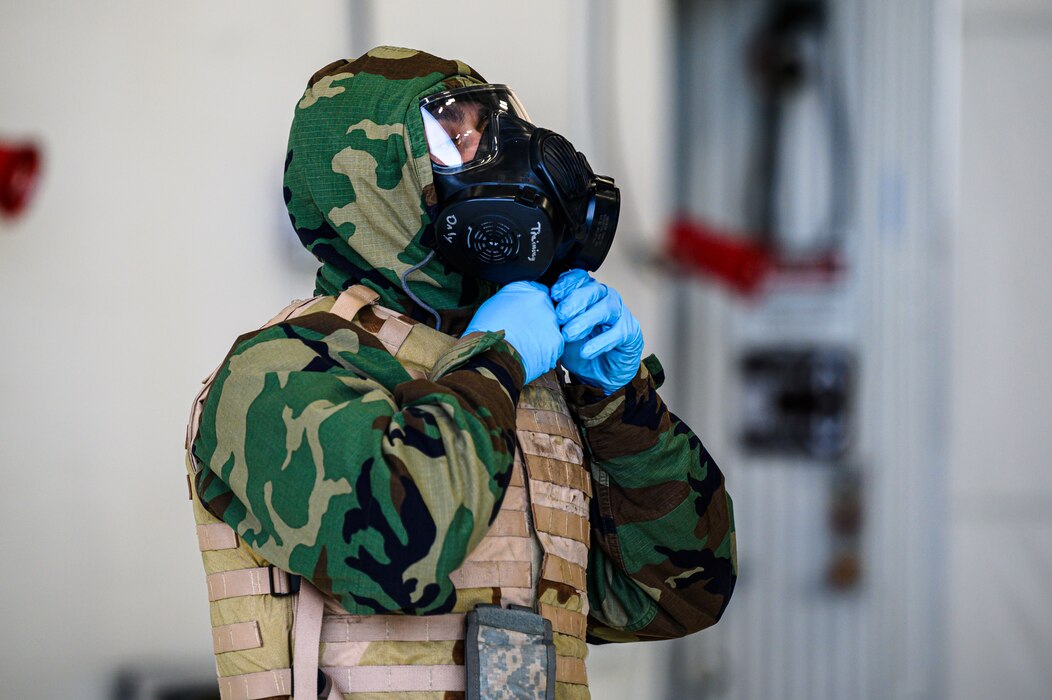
[665,217,845,296]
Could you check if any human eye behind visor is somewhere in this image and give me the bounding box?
[420,84,530,171]
[421,102,488,166]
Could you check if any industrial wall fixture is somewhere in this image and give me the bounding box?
[668,0,951,695]
[0,140,42,219]
[667,0,850,296]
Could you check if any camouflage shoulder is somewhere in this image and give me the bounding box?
[430,331,521,380]
[641,353,665,389]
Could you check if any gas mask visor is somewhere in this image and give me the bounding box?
[420,85,530,171]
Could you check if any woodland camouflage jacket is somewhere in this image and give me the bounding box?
[190,47,736,643]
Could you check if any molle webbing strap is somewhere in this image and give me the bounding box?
[447,453,532,589]
[322,665,466,694]
[449,560,532,589]
[497,587,535,609]
[462,534,535,563]
[217,668,291,700]
[518,430,586,464]
[515,408,582,442]
[293,580,326,700]
[538,555,589,585]
[488,507,529,537]
[537,534,589,570]
[329,285,379,321]
[515,372,592,691]
[540,604,588,639]
[378,316,414,355]
[529,480,589,518]
[212,622,262,654]
[371,304,415,355]
[539,549,587,598]
[321,613,467,643]
[540,555,587,591]
[196,522,238,551]
[206,567,296,602]
[329,286,417,359]
[518,455,592,496]
[446,449,538,611]
[532,505,589,544]
[556,656,589,685]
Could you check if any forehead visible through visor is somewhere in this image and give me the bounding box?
[420,85,529,171]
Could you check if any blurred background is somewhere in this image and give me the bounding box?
[1,0,1048,698]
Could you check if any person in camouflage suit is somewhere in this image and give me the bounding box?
[189,46,735,697]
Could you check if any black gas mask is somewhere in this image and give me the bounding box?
[420,84,620,286]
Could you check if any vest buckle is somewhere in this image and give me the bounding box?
[268,565,301,597]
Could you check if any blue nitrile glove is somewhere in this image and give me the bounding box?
[551,269,644,395]
[464,281,565,384]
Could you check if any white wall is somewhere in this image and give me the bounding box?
[0,2,347,697]
[948,0,1052,697]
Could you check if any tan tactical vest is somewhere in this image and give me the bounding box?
[185,286,592,700]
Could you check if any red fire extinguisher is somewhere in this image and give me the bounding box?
[0,141,42,219]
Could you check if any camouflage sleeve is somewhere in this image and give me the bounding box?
[563,355,737,643]
[191,314,526,616]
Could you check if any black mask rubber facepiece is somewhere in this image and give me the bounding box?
[428,112,620,286]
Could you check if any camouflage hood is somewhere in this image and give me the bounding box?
[283,46,496,334]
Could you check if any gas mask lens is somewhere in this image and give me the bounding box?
[423,82,620,285]
[420,85,530,171]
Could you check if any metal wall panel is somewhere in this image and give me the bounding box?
[670,1,952,698]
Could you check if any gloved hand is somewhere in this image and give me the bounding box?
[464,281,564,384]
[551,269,644,395]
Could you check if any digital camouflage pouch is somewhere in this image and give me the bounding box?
[465,605,556,700]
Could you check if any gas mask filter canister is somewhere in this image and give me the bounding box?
[420,85,620,285]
